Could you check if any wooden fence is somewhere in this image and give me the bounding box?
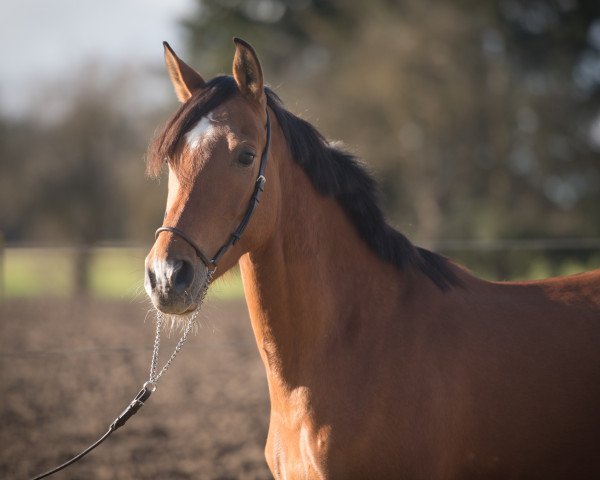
[1,238,599,299]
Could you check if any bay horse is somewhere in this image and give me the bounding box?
[144,39,600,479]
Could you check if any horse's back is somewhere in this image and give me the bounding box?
[322,268,600,478]
[441,269,600,479]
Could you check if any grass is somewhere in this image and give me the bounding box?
[1,247,244,300]
[3,248,73,297]
[2,246,597,300]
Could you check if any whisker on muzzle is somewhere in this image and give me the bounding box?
[151,273,214,335]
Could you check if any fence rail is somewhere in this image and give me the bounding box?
[434,238,600,251]
[1,240,599,360]
[1,239,599,299]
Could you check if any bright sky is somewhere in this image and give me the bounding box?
[0,0,194,116]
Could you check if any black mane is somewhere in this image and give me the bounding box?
[148,76,460,290]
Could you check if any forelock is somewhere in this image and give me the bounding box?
[146,76,238,177]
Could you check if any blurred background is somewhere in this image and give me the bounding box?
[1,0,600,478]
[1,0,600,296]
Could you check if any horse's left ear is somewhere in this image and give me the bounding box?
[232,38,264,103]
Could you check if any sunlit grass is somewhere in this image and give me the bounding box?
[2,247,597,300]
[3,248,72,297]
[89,248,146,298]
[210,268,246,300]
[1,247,244,300]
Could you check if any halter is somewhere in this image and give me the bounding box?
[155,110,271,270]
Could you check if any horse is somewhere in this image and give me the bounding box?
[144,38,600,479]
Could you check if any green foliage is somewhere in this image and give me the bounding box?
[182,0,600,246]
[0,68,167,245]
[181,0,355,74]
[446,248,600,281]
[0,0,599,286]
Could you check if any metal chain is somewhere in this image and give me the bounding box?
[149,316,194,384]
[149,316,162,383]
[148,269,215,386]
[28,269,217,480]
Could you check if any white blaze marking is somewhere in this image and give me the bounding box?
[185,112,216,150]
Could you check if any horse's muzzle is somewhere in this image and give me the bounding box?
[145,256,199,314]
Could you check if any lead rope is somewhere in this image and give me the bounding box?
[30,270,215,480]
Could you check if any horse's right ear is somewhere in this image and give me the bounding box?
[163,41,206,103]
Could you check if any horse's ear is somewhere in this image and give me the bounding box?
[232,38,264,102]
[163,41,206,103]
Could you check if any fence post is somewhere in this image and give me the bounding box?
[0,231,4,300]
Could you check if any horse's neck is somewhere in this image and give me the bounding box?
[239,151,405,390]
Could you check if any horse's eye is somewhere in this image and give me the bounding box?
[238,150,256,166]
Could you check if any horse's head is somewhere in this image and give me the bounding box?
[145,39,277,314]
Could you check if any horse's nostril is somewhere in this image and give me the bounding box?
[171,259,194,294]
[146,267,157,290]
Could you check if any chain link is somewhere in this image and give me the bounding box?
[148,269,215,386]
[149,316,162,382]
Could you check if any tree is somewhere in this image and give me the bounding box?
[0,65,167,293]
[179,0,600,257]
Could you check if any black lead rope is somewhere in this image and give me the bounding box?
[30,383,154,480]
[29,109,271,479]
[29,309,204,480]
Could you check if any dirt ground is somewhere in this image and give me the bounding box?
[0,297,272,479]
